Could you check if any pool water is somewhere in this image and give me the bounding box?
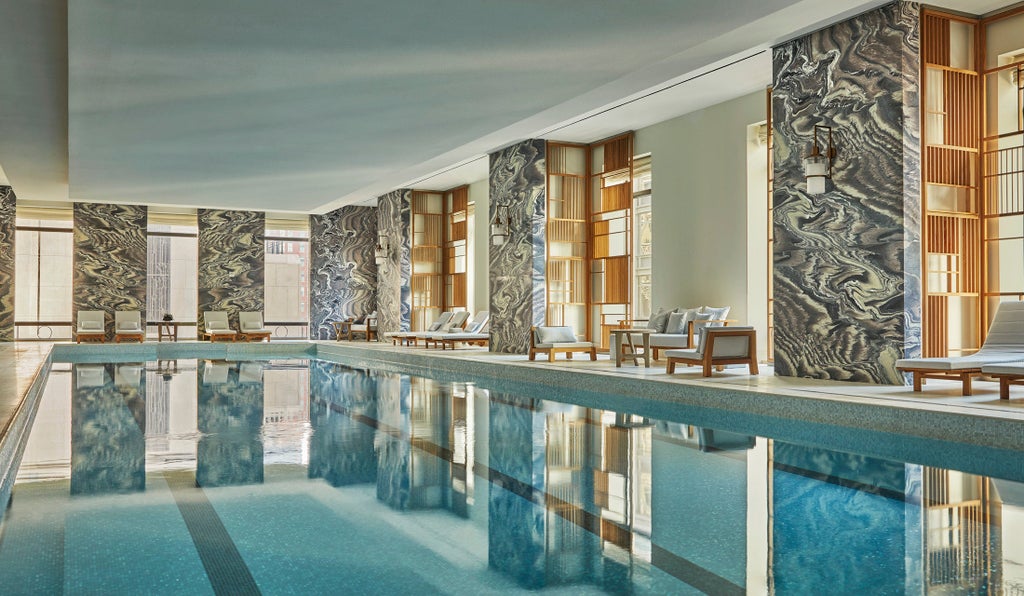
[0,358,1021,594]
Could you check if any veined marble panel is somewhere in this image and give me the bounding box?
[310,206,378,340]
[771,2,920,383]
[0,186,15,341]
[73,203,148,341]
[489,140,546,354]
[198,209,265,331]
[377,190,411,335]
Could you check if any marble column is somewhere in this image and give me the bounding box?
[73,203,148,341]
[488,139,546,354]
[310,206,378,340]
[771,2,921,383]
[197,209,265,331]
[377,190,411,335]
[0,186,15,341]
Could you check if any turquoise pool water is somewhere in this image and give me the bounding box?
[0,357,1021,594]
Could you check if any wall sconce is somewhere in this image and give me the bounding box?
[490,205,510,246]
[374,234,389,266]
[803,124,836,195]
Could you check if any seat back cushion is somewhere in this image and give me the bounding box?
[646,308,675,333]
[427,312,454,332]
[982,301,1024,352]
[536,326,577,344]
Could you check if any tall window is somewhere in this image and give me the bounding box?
[265,219,310,338]
[15,206,74,340]
[147,212,198,339]
[632,155,653,321]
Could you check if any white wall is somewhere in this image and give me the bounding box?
[468,178,489,315]
[636,90,767,325]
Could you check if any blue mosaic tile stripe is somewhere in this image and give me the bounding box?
[198,209,265,332]
[488,140,546,354]
[165,471,261,595]
[771,3,921,383]
[0,186,14,342]
[73,203,148,342]
[310,206,378,340]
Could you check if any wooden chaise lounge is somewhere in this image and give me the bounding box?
[896,301,1024,396]
[981,362,1024,399]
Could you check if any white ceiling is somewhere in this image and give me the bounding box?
[0,0,1015,214]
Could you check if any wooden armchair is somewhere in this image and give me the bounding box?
[664,327,758,377]
[529,326,597,362]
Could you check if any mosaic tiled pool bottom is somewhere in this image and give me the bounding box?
[1,359,1022,595]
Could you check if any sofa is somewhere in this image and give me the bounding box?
[613,305,731,360]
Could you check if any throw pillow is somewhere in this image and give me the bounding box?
[121,321,140,331]
[701,306,731,326]
[353,315,366,325]
[244,321,260,331]
[691,312,715,340]
[82,320,101,331]
[665,307,700,335]
[647,308,674,333]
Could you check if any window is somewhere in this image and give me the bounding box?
[265,221,310,339]
[15,208,74,340]
[147,214,199,340]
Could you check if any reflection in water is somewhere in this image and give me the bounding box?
[15,359,1024,593]
[196,361,265,487]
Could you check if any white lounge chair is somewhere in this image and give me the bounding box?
[980,362,1024,399]
[897,301,1024,396]
[202,311,237,342]
[114,310,145,343]
[529,326,596,362]
[387,311,453,345]
[425,311,490,349]
[238,311,271,342]
[664,326,758,377]
[76,310,106,343]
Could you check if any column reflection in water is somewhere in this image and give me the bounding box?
[195,360,265,487]
[70,363,147,495]
[308,361,379,486]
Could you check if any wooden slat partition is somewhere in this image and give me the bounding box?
[921,10,982,357]
[443,185,468,313]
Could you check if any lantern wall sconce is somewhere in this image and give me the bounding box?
[803,124,836,195]
[374,235,390,266]
[490,205,511,246]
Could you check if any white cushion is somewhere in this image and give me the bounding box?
[243,321,261,331]
[536,326,577,344]
[897,353,1024,371]
[81,320,102,331]
[665,308,700,334]
[647,308,675,333]
[981,361,1024,374]
[649,333,692,348]
[207,321,224,330]
[701,305,731,322]
[534,341,593,349]
[664,348,699,360]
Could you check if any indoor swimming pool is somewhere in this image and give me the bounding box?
[0,356,1021,595]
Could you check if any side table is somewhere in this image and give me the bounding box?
[609,328,654,368]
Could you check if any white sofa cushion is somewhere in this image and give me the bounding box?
[534,341,593,349]
[81,320,102,331]
[666,307,700,334]
[647,308,675,333]
[649,333,692,349]
[536,326,578,344]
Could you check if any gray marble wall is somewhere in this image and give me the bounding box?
[771,2,921,383]
[0,186,14,342]
[377,190,411,335]
[73,203,148,341]
[488,140,546,354]
[197,209,265,331]
[310,206,378,340]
